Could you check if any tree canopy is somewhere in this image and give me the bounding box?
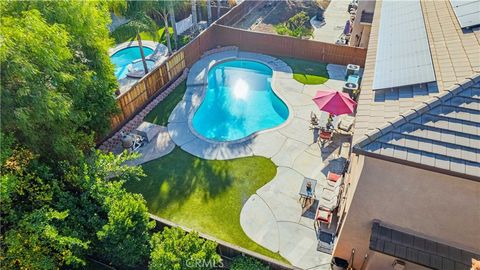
[1,1,118,163]
[149,227,222,270]
[0,1,221,269]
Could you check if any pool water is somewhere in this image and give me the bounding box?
[192,60,289,141]
[110,46,154,79]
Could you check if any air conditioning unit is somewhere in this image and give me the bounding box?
[346,64,360,79]
[392,259,406,270]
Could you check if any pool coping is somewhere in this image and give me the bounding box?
[185,57,295,146]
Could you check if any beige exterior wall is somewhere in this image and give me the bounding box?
[334,156,480,270]
[350,0,375,48]
[366,251,431,270]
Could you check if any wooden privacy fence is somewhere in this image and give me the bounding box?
[216,0,262,26]
[212,24,367,66]
[110,49,189,130]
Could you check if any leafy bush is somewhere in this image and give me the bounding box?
[230,255,269,270]
[149,227,222,270]
[274,11,313,38]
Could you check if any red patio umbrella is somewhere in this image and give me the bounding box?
[312,89,357,116]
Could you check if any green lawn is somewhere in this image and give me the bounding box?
[144,81,187,126]
[125,147,288,262]
[277,56,329,85]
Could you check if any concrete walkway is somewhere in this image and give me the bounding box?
[127,125,176,166]
[312,0,351,43]
[167,49,348,270]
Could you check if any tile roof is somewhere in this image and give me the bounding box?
[370,221,480,270]
[353,0,480,144]
[354,75,480,180]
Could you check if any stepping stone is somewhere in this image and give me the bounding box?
[168,100,191,123]
[129,126,176,165]
[305,142,323,158]
[303,84,334,98]
[272,139,308,168]
[258,191,301,223]
[279,90,313,106]
[249,132,287,158]
[278,117,316,146]
[273,78,305,95]
[187,66,208,86]
[167,122,195,146]
[277,222,332,269]
[257,167,304,200]
[274,70,293,80]
[181,138,219,160]
[292,151,324,179]
[240,195,280,253]
[293,104,318,122]
[324,78,345,90]
[216,141,253,160]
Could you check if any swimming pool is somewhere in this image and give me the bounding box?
[192,60,289,141]
[110,46,154,79]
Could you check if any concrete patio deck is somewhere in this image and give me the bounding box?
[166,49,351,269]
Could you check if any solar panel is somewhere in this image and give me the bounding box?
[450,0,480,29]
[372,0,436,90]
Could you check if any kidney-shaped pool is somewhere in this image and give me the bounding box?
[192,60,289,141]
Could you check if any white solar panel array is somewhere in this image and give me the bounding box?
[450,0,480,29]
[372,0,436,91]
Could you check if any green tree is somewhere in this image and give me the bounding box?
[111,1,158,73]
[1,2,118,163]
[95,190,155,267]
[230,256,269,270]
[2,207,88,270]
[58,150,152,268]
[149,227,221,270]
[275,11,313,38]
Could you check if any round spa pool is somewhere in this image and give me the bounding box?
[110,46,154,79]
[192,60,289,141]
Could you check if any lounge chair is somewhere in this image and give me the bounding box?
[326,171,343,189]
[337,115,355,134]
[315,207,333,228]
[318,184,343,211]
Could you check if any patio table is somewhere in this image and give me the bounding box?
[299,178,317,208]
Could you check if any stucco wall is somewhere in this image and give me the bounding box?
[350,0,376,48]
[334,156,480,269]
[366,251,431,270]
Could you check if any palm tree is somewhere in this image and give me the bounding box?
[207,0,212,25]
[148,1,173,55]
[191,0,198,32]
[112,2,158,74]
[168,1,179,49]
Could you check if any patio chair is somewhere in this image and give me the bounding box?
[318,184,343,211]
[326,171,343,188]
[337,115,355,134]
[309,111,321,130]
[319,130,334,147]
[315,207,333,229]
